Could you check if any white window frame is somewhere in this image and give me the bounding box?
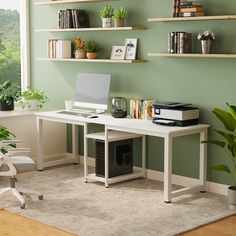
[20,0,30,90]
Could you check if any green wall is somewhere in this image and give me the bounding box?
[31,0,236,185]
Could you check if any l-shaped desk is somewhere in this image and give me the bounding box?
[36,111,209,203]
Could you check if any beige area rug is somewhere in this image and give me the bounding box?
[0,165,235,236]
[0,209,75,236]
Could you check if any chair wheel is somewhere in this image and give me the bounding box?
[20,203,25,209]
[38,195,43,200]
[19,192,23,195]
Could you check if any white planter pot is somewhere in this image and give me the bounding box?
[102,18,112,28]
[22,99,40,110]
[228,186,236,210]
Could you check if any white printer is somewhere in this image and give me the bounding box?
[152,102,199,126]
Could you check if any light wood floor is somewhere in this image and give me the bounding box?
[179,215,236,236]
[0,209,75,236]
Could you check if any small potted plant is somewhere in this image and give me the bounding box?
[0,125,16,154]
[197,29,216,54]
[100,5,114,28]
[113,7,128,27]
[0,81,20,111]
[74,37,86,59]
[202,103,236,210]
[84,41,98,59]
[19,88,49,110]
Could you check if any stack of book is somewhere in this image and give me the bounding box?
[47,39,71,59]
[130,99,155,120]
[168,32,192,54]
[173,0,205,17]
[58,9,89,29]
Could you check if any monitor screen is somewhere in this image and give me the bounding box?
[74,73,111,111]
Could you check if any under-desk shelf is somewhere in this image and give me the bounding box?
[35,26,147,32]
[86,131,143,142]
[148,15,236,22]
[36,58,147,64]
[35,0,109,6]
[147,53,236,59]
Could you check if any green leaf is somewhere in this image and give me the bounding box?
[201,140,226,148]
[213,108,236,132]
[227,103,236,121]
[211,164,231,174]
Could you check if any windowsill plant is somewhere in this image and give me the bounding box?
[19,88,49,110]
[0,81,20,111]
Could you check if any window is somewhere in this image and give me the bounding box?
[0,0,29,91]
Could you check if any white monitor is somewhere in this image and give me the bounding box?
[73,73,111,113]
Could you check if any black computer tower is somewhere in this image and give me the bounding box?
[95,139,133,178]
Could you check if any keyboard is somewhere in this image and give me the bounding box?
[58,110,92,118]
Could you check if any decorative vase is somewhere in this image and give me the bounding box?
[228,186,236,210]
[111,97,127,118]
[201,40,213,54]
[113,19,125,27]
[0,98,14,111]
[102,18,113,28]
[75,50,86,59]
[86,52,98,59]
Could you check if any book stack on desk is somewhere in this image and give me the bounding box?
[173,0,205,17]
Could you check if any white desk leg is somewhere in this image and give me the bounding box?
[84,123,88,183]
[105,128,109,188]
[164,134,173,203]
[36,118,44,171]
[199,129,208,192]
[142,135,146,178]
[72,124,79,164]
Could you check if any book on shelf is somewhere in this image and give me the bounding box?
[172,0,204,17]
[47,39,71,59]
[178,12,204,17]
[179,7,204,13]
[59,9,89,29]
[168,32,192,54]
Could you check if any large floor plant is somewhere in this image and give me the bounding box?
[0,125,16,154]
[203,103,236,210]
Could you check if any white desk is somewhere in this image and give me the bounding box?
[35,110,209,203]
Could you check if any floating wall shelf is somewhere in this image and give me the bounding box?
[35,26,147,32]
[36,58,147,64]
[35,0,108,5]
[148,53,236,59]
[147,15,236,22]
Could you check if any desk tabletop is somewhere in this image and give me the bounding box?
[35,110,210,137]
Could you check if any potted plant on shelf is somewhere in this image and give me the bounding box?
[202,103,236,210]
[19,88,49,110]
[0,125,16,154]
[85,41,98,59]
[113,7,128,27]
[100,5,114,28]
[0,81,20,111]
[197,29,215,54]
[74,37,86,59]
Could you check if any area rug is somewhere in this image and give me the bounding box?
[0,165,235,236]
[0,209,75,236]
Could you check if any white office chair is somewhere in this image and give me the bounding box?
[0,140,43,209]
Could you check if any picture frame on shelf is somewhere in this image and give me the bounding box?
[111,46,126,60]
[125,38,138,60]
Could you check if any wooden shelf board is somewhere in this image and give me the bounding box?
[148,53,236,59]
[36,58,147,63]
[35,0,107,5]
[35,26,147,32]
[148,15,236,22]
